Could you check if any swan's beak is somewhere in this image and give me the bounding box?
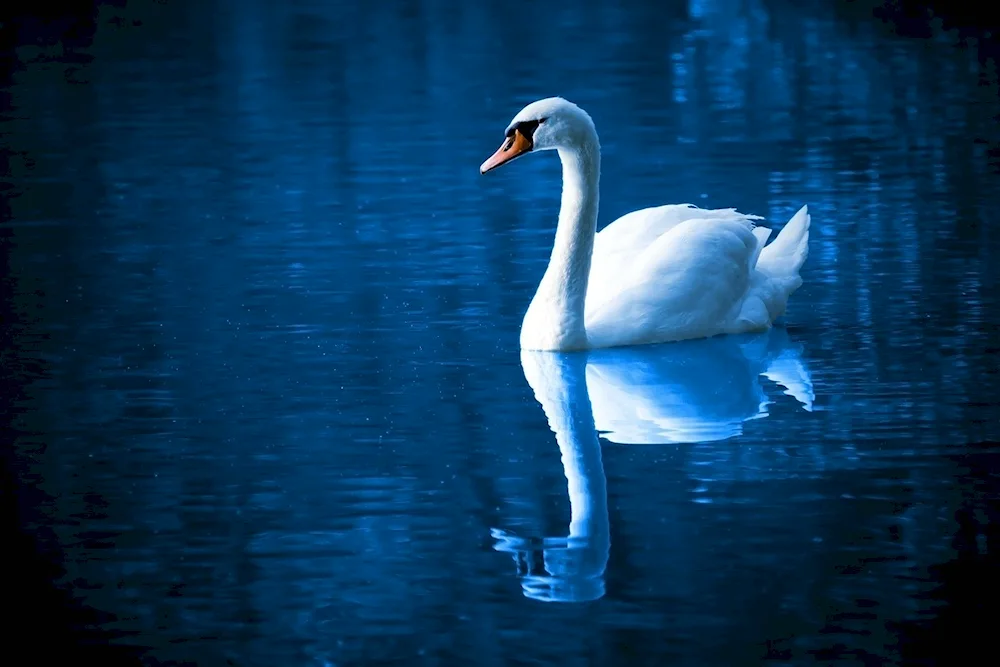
[480,128,532,174]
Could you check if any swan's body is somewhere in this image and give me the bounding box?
[480,97,811,351]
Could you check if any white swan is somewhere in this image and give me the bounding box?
[480,97,811,351]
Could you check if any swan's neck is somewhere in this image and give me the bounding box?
[522,143,600,351]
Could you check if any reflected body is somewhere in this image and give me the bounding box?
[585,328,813,445]
[481,97,812,351]
[4,0,1000,664]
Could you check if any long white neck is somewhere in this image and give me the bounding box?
[521,139,601,351]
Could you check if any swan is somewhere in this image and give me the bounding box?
[480,97,811,351]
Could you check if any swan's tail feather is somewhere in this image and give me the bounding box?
[749,226,773,270]
[757,205,810,279]
[736,205,810,329]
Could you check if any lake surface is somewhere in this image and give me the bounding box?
[4,0,1000,665]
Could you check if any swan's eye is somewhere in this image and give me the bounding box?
[538,117,548,124]
[511,119,541,141]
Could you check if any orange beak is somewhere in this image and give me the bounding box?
[480,126,533,174]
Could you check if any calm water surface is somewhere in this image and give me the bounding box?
[4,0,1000,664]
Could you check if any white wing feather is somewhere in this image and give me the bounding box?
[583,205,808,349]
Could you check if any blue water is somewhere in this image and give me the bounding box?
[4,0,1000,664]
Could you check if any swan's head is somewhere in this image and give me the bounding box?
[480,97,596,174]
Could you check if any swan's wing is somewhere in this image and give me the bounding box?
[593,204,701,263]
[586,213,760,347]
[592,205,764,285]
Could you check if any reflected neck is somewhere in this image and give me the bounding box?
[517,350,610,602]
[521,140,601,351]
[523,352,609,543]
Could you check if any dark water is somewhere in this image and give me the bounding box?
[4,0,1000,664]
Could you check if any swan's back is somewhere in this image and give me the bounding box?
[590,205,762,281]
[584,205,810,349]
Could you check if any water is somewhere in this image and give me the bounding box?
[4,0,1000,664]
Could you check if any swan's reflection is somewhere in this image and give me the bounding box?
[492,329,814,602]
[588,328,813,444]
